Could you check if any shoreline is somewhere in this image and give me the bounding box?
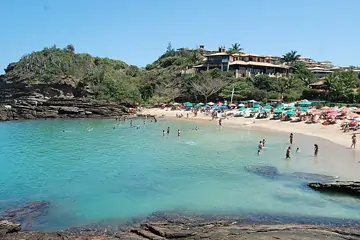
[142,108,359,150]
[4,211,360,239]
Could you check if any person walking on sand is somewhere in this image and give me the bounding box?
[289,133,294,144]
[314,144,319,156]
[286,146,291,159]
[219,118,222,126]
[351,134,357,149]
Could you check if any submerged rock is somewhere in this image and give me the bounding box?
[308,181,360,197]
[1,200,50,227]
[290,172,338,182]
[245,166,280,179]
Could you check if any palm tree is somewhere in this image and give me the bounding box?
[227,43,244,54]
[282,50,301,64]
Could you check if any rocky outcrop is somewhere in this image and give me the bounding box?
[3,219,360,240]
[0,77,131,121]
[308,181,360,197]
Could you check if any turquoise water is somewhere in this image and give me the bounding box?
[1,118,360,230]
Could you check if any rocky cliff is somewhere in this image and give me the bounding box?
[0,75,130,121]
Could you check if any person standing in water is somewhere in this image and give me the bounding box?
[258,141,263,150]
[314,144,319,156]
[167,127,170,134]
[162,130,165,136]
[177,129,181,137]
[257,149,261,155]
[286,146,291,159]
[130,120,133,127]
[351,134,357,149]
[289,133,294,144]
[262,139,266,146]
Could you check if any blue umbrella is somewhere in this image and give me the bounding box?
[238,107,247,111]
[204,104,210,108]
[285,110,296,115]
[299,107,309,112]
[220,105,228,109]
[184,102,193,107]
[299,101,311,105]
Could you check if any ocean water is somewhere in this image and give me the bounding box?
[0,117,360,230]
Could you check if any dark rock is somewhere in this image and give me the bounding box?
[0,220,21,236]
[58,106,80,114]
[245,166,279,179]
[1,201,50,223]
[308,181,360,197]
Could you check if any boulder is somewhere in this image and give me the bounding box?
[1,200,50,223]
[0,221,21,236]
[308,181,360,197]
[58,106,80,114]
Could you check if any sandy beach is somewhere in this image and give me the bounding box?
[142,108,358,150]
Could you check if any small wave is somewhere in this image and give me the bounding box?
[184,141,196,146]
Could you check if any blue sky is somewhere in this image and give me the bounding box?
[1,0,359,72]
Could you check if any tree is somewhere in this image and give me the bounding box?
[291,62,316,86]
[187,50,202,66]
[252,75,280,92]
[219,80,254,100]
[227,43,244,54]
[166,42,174,53]
[325,71,359,102]
[282,50,300,64]
[190,72,229,102]
[65,44,75,53]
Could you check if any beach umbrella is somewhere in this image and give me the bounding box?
[184,102,193,107]
[253,104,261,108]
[220,105,228,109]
[299,107,309,112]
[204,104,210,108]
[263,105,272,109]
[285,110,296,115]
[275,104,284,109]
[261,109,270,113]
[194,103,202,108]
[285,106,296,109]
[230,103,236,107]
[238,107,247,111]
[299,101,311,105]
[173,102,180,106]
[207,102,214,105]
[250,107,259,112]
[274,109,284,114]
[340,106,349,112]
[238,103,245,107]
[347,113,359,119]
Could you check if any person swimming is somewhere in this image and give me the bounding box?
[296,148,300,152]
[286,146,291,159]
[257,149,261,155]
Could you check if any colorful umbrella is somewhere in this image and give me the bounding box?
[207,102,214,105]
[285,110,296,115]
[184,102,193,107]
[299,107,309,112]
[299,101,311,105]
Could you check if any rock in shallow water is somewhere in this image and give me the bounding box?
[308,181,360,197]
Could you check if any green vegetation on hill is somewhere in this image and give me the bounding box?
[1,44,360,104]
